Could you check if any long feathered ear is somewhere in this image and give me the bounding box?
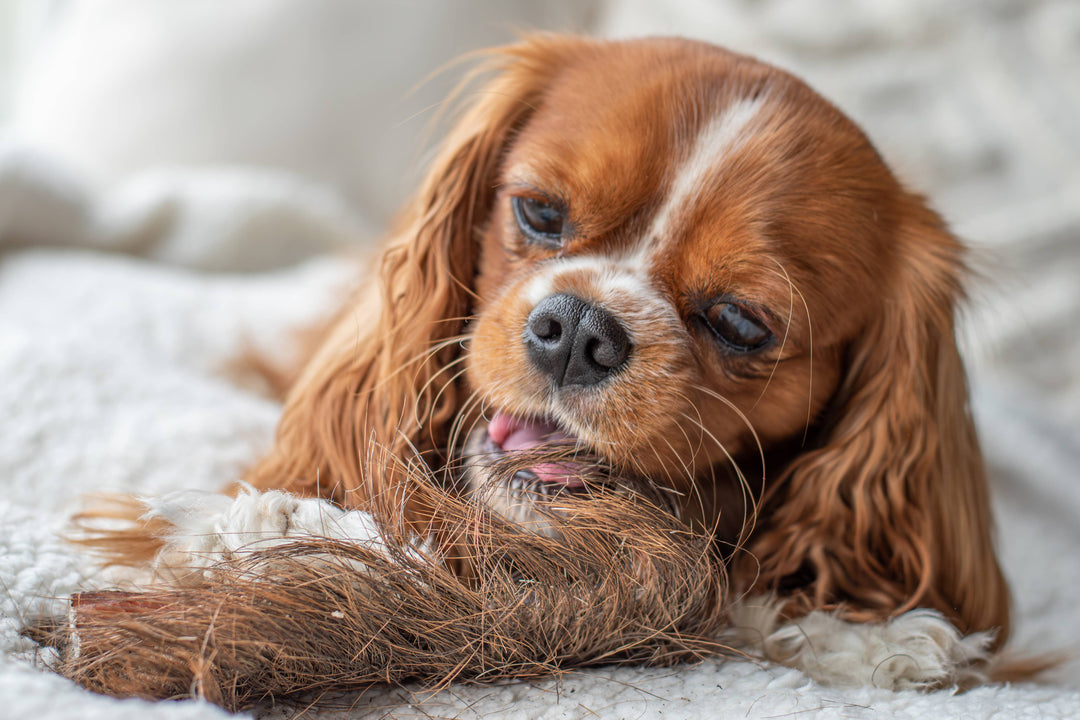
[749,197,1011,644]
[245,36,586,521]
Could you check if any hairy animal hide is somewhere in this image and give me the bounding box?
[31,480,730,711]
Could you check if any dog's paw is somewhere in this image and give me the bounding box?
[729,597,994,689]
[144,486,389,581]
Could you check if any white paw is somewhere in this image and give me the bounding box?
[143,486,392,581]
[728,597,993,689]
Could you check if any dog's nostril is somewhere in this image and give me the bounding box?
[524,296,584,373]
[584,314,630,369]
[531,316,562,341]
[524,293,631,388]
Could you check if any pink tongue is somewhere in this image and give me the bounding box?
[488,412,583,487]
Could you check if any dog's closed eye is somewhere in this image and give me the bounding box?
[700,300,773,353]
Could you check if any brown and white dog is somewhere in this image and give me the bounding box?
[78,35,1012,690]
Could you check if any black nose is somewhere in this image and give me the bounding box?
[524,294,631,387]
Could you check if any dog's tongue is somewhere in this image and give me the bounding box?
[488,412,584,488]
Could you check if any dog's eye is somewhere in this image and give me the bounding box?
[703,302,772,352]
[512,196,565,245]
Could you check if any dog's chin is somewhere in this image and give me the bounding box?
[461,410,611,534]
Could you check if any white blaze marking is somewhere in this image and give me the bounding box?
[521,97,766,326]
[523,256,651,307]
[647,96,766,248]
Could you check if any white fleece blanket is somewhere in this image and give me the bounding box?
[1,143,1079,719]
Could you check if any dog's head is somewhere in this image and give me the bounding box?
[462,38,896,521]
[271,36,1009,643]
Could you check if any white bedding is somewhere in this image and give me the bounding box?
[2,0,1079,717]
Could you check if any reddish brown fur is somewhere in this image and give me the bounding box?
[69,494,168,566]
[60,34,1014,695]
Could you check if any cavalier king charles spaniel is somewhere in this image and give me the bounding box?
[60,35,1015,695]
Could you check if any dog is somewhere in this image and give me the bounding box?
[57,34,1012,698]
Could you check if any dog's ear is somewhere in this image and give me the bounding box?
[246,36,587,518]
[749,197,1011,643]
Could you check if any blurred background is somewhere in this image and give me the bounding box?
[0,0,1074,239]
[0,2,1078,707]
[0,0,1075,424]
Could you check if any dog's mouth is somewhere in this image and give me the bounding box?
[467,411,600,495]
[462,410,683,533]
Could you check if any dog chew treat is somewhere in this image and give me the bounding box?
[40,487,729,711]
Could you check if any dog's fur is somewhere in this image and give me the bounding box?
[43,35,1016,706]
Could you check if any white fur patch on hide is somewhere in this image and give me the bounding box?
[143,486,400,582]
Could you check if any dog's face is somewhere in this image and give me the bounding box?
[463,40,901,524]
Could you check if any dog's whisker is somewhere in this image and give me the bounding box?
[761,261,816,444]
[790,279,815,446]
[689,384,766,485]
[422,362,472,433]
[657,391,708,513]
[445,389,488,470]
[753,261,797,412]
[677,408,758,552]
[410,334,470,384]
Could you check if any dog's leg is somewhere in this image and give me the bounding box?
[728,596,994,689]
